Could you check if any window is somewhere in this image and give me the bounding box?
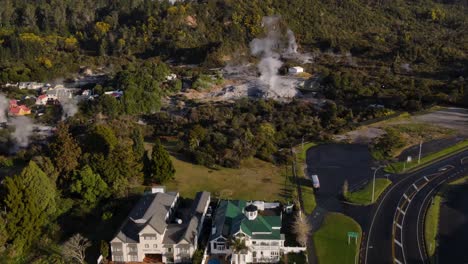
[216,243,225,250]
[143,234,157,240]
[153,244,158,248]
[179,248,189,254]
[167,247,172,252]
[145,244,149,248]
[128,254,138,261]
[127,246,137,252]
[113,256,123,262]
[111,243,122,252]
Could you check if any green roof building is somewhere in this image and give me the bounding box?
[209,200,286,263]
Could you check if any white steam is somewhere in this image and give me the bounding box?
[0,94,8,123]
[10,116,34,148]
[59,98,78,120]
[249,16,300,98]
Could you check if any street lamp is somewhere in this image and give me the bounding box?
[371,165,385,203]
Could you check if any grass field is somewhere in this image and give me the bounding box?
[386,140,468,173]
[166,156,290,201]
[424,174,468,258]
[295,141,318,213]
[448,174,468,185]
[297,142,318,162]
[345,178,392,205]
[313,213,362,264]
[302,185,316,214]
[424,195,441,257]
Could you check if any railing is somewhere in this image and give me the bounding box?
[251,245,281,250]
[253,257,281,263]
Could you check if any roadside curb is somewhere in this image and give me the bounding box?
[389,146,468,174]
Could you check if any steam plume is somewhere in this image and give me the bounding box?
[0,94,8,123]
[249,16,300,98]
[10,116,34,148]
[59,98,78,120]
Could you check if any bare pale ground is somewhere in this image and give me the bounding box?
[335,107,468,143]
[410,107,468,135]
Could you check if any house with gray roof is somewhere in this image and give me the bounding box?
[210,200,302,264]
[110,188,210,263]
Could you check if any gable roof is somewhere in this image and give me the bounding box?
[115,191,178,243]
[211,200,282,241]
[164,191,210,245]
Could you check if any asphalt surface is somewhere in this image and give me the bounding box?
[306,144,376,212]
[364,150,468,264]
[438,183,468,263]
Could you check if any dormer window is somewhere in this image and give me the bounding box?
[143,234,157,240]
[244,204,258,220]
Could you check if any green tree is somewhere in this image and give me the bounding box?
[70,165,109,204]
[100,240,109,261]
[99,144,144,195]
[147,139,175,184]
[228,238,249,264]
[256,122,277,161]
[372,128,406,159]
[3,161,57,255]
[87,125,118,154]
[131,127,145,160]
[49,122,81,178]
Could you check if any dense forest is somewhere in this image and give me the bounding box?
[0,0,467,263]
[0,0,467,106]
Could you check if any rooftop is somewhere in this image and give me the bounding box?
[212,200,282,240]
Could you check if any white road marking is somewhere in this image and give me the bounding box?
[395,258,403,264]
[413,184,419,191]
[394,239,403,247]
[397,207,406,215]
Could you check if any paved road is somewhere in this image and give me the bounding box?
[364,150,468,264]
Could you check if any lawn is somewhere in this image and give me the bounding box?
[345,178,392,205]
[295,141,317,213]
[302,185,316,214]
[166,156,290,201]
[313,213,362,264]
[424,195,441,257]
[386,140,468,173]
[297,142,318,162]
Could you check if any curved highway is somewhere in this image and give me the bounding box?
[364,150,468,264]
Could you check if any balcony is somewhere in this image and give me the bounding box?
[253,256,281,263]
[251,244,281,250]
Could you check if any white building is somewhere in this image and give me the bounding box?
[36,94,57,105]
[110,189,210,263]
[288,66,304,74]
[18,82,44,90]
[210,200,305,264]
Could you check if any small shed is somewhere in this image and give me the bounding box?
[288,66,304,74]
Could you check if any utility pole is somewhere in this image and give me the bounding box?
[418,140,423,164]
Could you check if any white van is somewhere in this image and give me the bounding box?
[311,174,320,189]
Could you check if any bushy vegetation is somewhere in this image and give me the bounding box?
[0,120,175,262]
[0,0,466,107]
[146,98,364,168]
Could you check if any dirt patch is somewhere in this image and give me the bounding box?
[335,107,468,144]
[411,107,468,135]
